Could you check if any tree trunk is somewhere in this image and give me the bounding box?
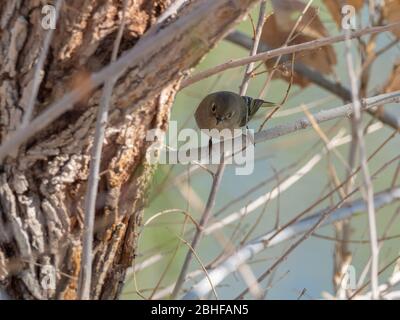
[0,0,257,299]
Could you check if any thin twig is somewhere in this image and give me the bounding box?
[21,0,63,127]
[392,161,400,188]
[302,106,350,171]
[182,22,400,88]
[257,0,314,100]
[257,52,295,131]
[226,30,400,131]
[143,209,198,228]
[212,226,264,299]
[344,29,379,300]
[239,1,268,96]
[171,153,226,299]
[183,187,400,300]
[350,255,400,299]
[174,233,219,300]
[355,205,400,293]
[312,233,400,244]
[253,91,399,144]
[78,0,128,300]
[204,131,351,235]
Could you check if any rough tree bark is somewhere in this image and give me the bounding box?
[0,0,258,299]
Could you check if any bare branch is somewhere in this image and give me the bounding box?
[226,30,400,130]
[239,1,268,96]
[182,22,400,88]
[171,154,226,299]
[183,187,400,299]
[344,30,379,300]
[78,0,129,300]
[21,0,63,127]
[226,30,352,100]
[258,0,314,101]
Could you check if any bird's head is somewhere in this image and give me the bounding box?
[195,92,241,130]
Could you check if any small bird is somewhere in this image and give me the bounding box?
[194,91,276,131]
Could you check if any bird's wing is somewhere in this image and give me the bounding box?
[241,96,276,120]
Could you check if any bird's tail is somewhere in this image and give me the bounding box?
[258,99,277,108]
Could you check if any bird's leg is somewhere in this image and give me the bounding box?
[245,125,255,147]
[208,137,212,163]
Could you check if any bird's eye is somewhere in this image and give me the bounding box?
[211,103,217,113]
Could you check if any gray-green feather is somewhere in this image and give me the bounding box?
[240,96,276,126]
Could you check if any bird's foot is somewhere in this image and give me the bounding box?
[244,126,255,147]
[208,137,212,162]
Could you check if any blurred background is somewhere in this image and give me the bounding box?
[122,0,400,299]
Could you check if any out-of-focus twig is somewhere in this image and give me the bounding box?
[239,1,268,96]
[257,0,314,102]
[171,154,226,299]
[225,30,400,131]
[344,29,379,300]
[183,187,400,300]
[182,22,400,88]
[21,0,63,127]
[78,0,128,300]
